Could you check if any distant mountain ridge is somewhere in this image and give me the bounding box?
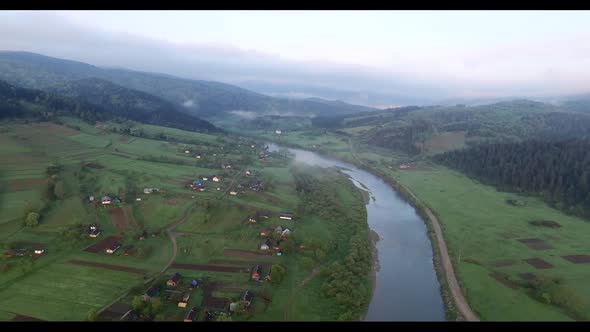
[0,51,376,118]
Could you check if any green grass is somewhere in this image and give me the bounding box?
[0,262,142,320]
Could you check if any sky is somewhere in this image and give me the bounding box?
[1,10,590,106]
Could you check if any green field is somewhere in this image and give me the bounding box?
[0,118,370,321]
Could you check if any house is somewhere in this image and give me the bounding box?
[34,248,45,255]
[245,170,251,176]
[279,213,294,220]
[240,290,254,307]
[274,225,283,234]
[248,216,257,224]
[89,228,101,238]
[101,196,112,205]
[212,176,220,182]
[275,130,282,135]
[229,191,238,196]
[196,155,201,159]
[251,265,262,280]
[189,279,198,289]
[167,272,182,287]
[221,161,232,169]
[106,241,121,254]
[281,228,291,239]
[143,188,160,194]
[229,302,239,312]
[256,211,270,219]
[88,195,95,202]
[260,239,271,251]
[143,285,160,301]
[139,230,147,241]
[184,307,198,322]
[202,177,208,181]
[273,240,281,251]
[178,293,190,308]
[185,150,190,154]
[136,198,142,201]
[260,229,268,237]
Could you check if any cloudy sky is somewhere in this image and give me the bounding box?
[1,10,590,106]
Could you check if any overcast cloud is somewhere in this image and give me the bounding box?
[1,11,590,106]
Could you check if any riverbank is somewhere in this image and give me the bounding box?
[249,133,468,321]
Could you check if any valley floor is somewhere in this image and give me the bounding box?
[241,128,590,321]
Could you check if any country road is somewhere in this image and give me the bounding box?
[161,204,195,273]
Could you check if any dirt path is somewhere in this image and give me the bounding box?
[161,204,194,273]
[283,266,320,321]
[348,138,479,321]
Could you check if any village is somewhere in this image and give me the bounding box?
[0,114,348,322]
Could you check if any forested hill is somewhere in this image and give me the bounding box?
[46,77,219,132]
[434,140,590,220]
[0,51,375,117]
[312,101,590,155]
[0,79,220,133]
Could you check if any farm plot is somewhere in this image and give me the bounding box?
[68,259,148,275]
[170,263,247,273]
[84,236,122,253]
[517,238,554,250]
[108,208,129,231]
[0,262,141,321]
[561,255,590,264]
[524,258,554,269]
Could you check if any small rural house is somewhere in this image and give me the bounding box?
[185,150,190,154]
[260,229,268,237]
[101,196,112,205]
[274,225,283,234]
[281,228,291,239]
[240,290,254,307]
[279,213,294,220]
[248,216,257,224]
[222,161,232,169]
[139,230,147,241]
[260,239,272,251]
[106,241,121,254]
[189,279,198,290]
[251,265,262,280]
[202,176,208,181]
[143,188,160,194]
[212,176,220,182]
[88,195,95,202]
[89,226,101,238]
[34,248,45,255]
[229,302,239,313]
[245,170,251,176]
[196,154,201,159]
[273,240,281,251]
[230,190,238,196]
[275,130,282,135]
[184,307,198,322]
[143,285,160,301]
[167,272,182,287]
[178,293,190,308]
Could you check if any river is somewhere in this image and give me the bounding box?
[266,142,446,321]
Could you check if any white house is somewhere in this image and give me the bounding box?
[275,130,282,135]
[185,150,190,154]
[279,213,293,220]
[34,248,45,255]
[260,241,270,251]
[212,176,220,182]
[101,196,112,205]
[202,177,208,181]
[230,191,238,196]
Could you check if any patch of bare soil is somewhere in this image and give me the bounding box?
[489,272,519,289]
[109,208,128,230]
[84,236,122,253]
[562,254,590,264]
[524,258,554,269]
[517,238,553,250]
